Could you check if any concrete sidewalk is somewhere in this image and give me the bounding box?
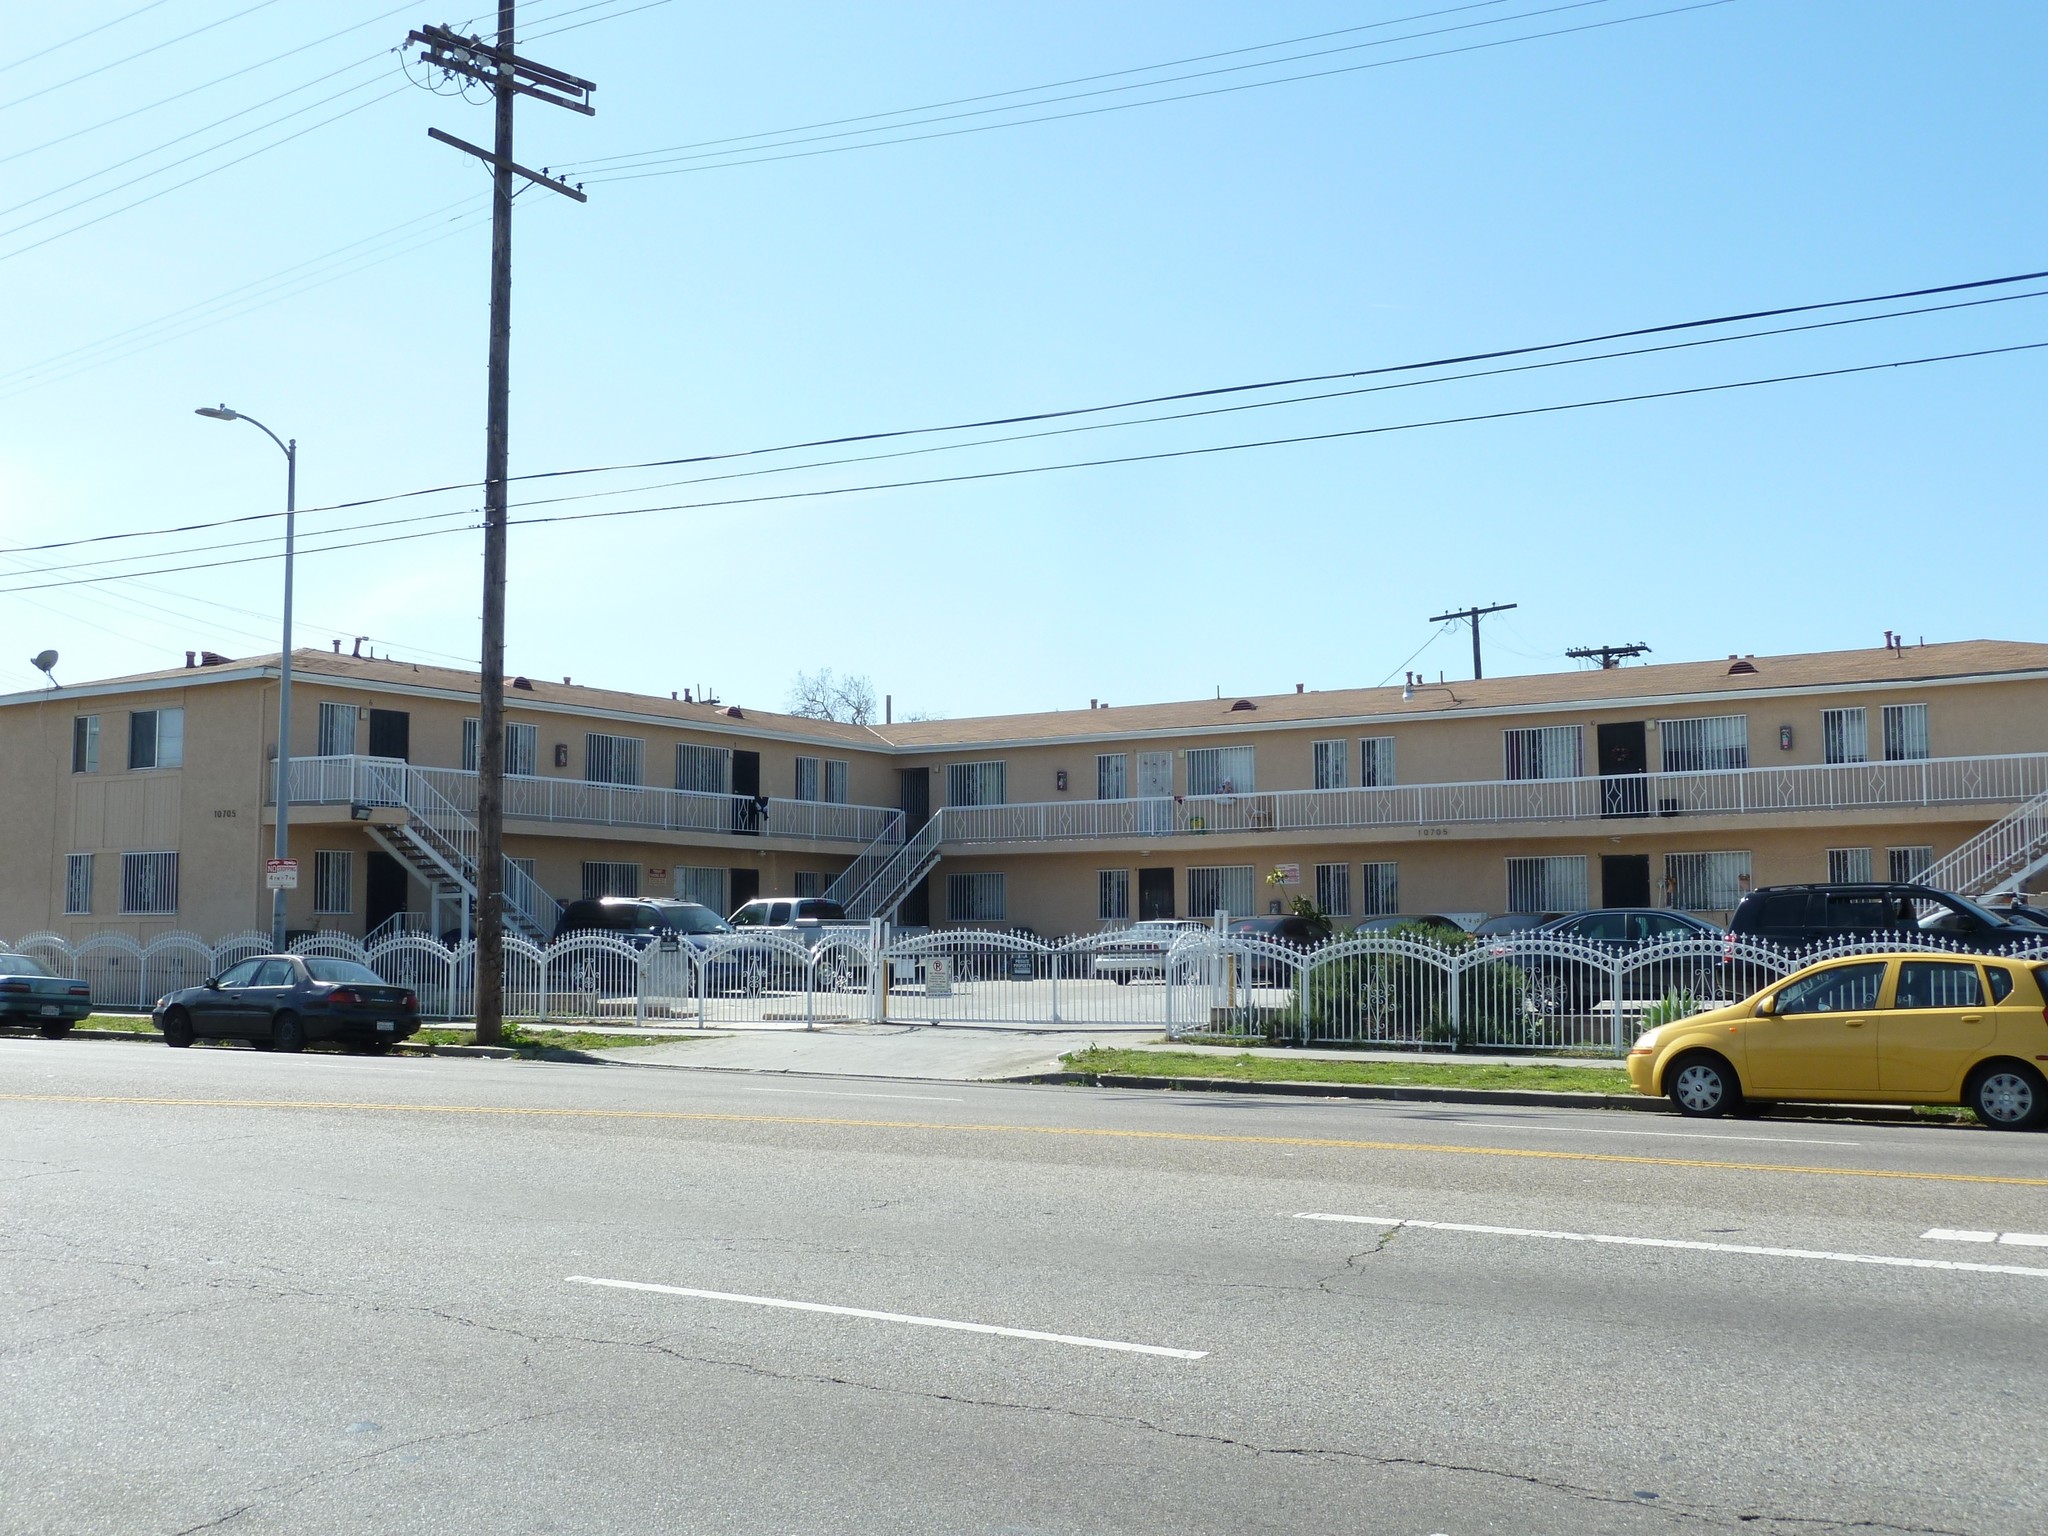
[593,1022,1155,1080]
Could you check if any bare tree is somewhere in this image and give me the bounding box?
[786,668,879,725]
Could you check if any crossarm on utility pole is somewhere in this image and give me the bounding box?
[426,127,588,201]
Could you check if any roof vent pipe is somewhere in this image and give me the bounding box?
[185,651,195,668]
[886,693,893,725]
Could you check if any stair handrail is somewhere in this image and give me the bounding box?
[365,760,562,938]
[847,810,948,920]
[1922,785,2048,896]
[823,810,908,907]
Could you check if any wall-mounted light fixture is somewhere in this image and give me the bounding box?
[1779,726,1795,751]
[349,803,372,822]
[1055,770,1068,793]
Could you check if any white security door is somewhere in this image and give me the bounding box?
[1137,752,1173,835]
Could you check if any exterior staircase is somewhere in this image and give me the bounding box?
[826,812,944,921]
[1922,787,2048,900]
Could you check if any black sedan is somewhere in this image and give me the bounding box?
[153,955,420,1053]
[0,952,93,1038]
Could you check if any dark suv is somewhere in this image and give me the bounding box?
[1728,883,2042,953]
[554,898,731,947]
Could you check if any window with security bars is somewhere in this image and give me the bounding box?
[1659,715,1749,772]
[793,756,822,801]
[128,708,184,770]
[1186,746,1255,796]
[1506,855,1587,913]
[1882,703,1929,761]
[1315,862,1351,917]
[466,720,540,776]
[581,861,640,899]
[1359,736,1395,787]
[824,760,848,804]
[1822,707,1868,764]
[313,851,352,914]
[1312,740,1347,790]
[584,733,644,786]
[1187,865,1255,919]
[1503,725,1581,781]
[946,761,1006,806]
[317,701,355,757]
[1097,754,1128,800]
[675,742,731,795]
[64,853,92,915]
[676,866,726,912]
[1827,847,1873,883]
[1665,851,1751,912]
[120,851,178,914]
[1098,869,1130,921]
[946,871,1006,922]
[1360,862,1400,917]
[72,715,99,774]
[1888,845,1933,883]
[794,872,823,898]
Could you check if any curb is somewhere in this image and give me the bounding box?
[1016,1070,1968,1125]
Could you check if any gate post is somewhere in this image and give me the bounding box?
[1611,953,1627,1057]
[867,918,886,1024]
[1048,940,1060,1025]
[1448,944,1461,1052]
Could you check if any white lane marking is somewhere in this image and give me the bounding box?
[1434,1118,1854,1147]
[1999,1232,2048,1247]
[565,1275,1207,1359]
[1923,1228,1998,1243]
[730,1086,966,1103]
[1291,1214,2048,1280]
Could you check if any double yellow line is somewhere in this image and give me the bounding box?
[7,1092,2045,1186]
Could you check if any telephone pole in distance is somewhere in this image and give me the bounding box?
[406,6,593,1043]
[1427,602,1517,681]
[1564,642,1652,670]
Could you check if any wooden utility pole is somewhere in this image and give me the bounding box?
[1427,602,1518,681]
[1564,642,1651,670]
[406,7,593,1042]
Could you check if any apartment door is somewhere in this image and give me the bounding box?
[730,750,762,835]
[1138,866,1175,920]
[1137,751,1173,835]
[365,851,409,936]
[1601,854,1651,908]
[900,767,930,833]
[727,866,759,917]
[367,708,410,761]
[1597,722,1647,817]
[898,874,930,928]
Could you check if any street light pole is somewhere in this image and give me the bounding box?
[196,405,296,951]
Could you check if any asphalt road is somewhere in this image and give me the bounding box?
[6,1037,2048,1535]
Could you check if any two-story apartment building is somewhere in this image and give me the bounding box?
[4,637,2045,944]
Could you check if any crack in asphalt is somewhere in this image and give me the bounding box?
[1315,1223,1403,1294]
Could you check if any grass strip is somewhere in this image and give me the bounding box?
[1063,1046,1633,1094]
[413,1023,674,1055]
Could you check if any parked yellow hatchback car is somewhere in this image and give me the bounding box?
[1627,952,2048,1128]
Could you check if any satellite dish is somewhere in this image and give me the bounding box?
[30,650,57,687]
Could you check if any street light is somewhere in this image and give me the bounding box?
[195,404,296,951]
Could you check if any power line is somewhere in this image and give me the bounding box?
[0,0,178,78]
[1,338,2038,597]
[525,0,678,43]
[0,0,289,115]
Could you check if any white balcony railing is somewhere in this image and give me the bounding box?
[284,756,903,846]
[933,752,2048,846]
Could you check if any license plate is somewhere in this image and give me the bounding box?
[376,1020,395,1031]
[39,1003,59,1016]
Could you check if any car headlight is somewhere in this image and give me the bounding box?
[1631,1027,1661,1054]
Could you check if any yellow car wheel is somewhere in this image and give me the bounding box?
[1667,1052,1740,1118]
[1967,1063,2048,1132]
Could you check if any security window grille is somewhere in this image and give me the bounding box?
[1096,753,1128,800]
[675,743,731,795]
[1187,865,1255,919]
[584,733,644,786]
[120,851,178,914]
[1359,736,1396,787]
[1312,739,1348,791]
[1315,862,1352,917]
[1098,869,1131,921]
[1360,862,1400,917]
[1828,847,1873,884]
[464,718,537,775]
[581,861,640,899]
[946,761,1006,806]
[1665,851,1751,912]
[128,708,184,770]
[1503,725,1581,781]
[1888,845,1933,882]
[824,760,849,805]
[1659,715,1749,773]
[946,871,1007,922]
[794,756,822,801]
[71,715,99,774]
[676,866,727,912]
[1822,707,1868,764]
[1882,703,1929,761]
[794,871,824,898]
[317,701,355,757]
[1186,746,1255,796]
[312,851,352,915]
[1506,855,1587,913]
[64,853,92,915]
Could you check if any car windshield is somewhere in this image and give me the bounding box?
[728,905,766,927]
[0,953,52,976]
[651,903,727,934]
[304,959,384,984]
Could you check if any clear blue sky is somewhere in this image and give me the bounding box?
[0,0,2041,715]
